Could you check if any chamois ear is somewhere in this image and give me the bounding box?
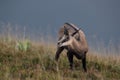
[64,26,69,35]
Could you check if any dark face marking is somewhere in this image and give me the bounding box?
[57,35,70,46]
[58,27,70,46]
[61,35,69,43]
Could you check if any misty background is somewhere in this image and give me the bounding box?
[0,0,120,53]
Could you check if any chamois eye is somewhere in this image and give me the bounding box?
[66,36,69,40]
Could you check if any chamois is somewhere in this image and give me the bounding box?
[55,23,88,72]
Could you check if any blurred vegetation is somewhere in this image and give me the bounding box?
[0,37,120,80]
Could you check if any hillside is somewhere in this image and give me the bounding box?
[0,38,120,80]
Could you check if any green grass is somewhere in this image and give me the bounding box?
[0,38,120,80]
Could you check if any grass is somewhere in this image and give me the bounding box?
[0,37,120,80]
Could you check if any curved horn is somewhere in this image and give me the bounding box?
[65,23,80,36]
[65,22,79,31]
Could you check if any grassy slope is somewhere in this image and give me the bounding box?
[0,38,120,80]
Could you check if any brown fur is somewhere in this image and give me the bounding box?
[61,30,88,53]
[55,23,88,72]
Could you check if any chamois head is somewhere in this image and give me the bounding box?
[57,26,71,47]
[58,27,74,47]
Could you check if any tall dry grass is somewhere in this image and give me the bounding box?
[0,23,120,80]
[0,36,120,80]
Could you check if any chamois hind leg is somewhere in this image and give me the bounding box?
[73,52,87,72]
[67,51,73,70]
[82,54,87,72]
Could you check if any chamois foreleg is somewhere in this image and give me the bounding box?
[82,54,87,72]
[67,51,74,70]
[55,47,64,61]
